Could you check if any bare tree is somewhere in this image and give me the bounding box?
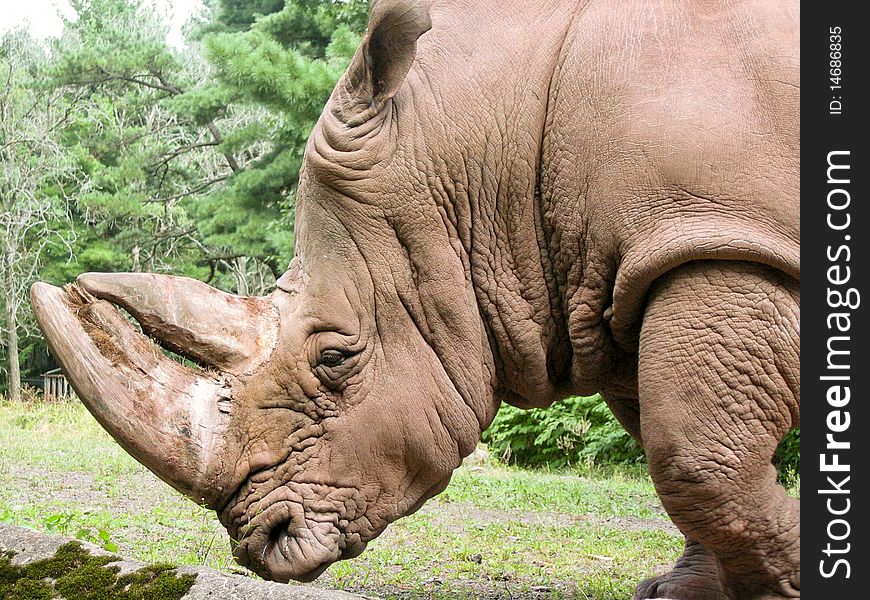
[1,32,82,401]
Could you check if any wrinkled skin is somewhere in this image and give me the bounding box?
[31,0,800,598]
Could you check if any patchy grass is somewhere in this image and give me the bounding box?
[0,397,688,598]
[438,464,665,518]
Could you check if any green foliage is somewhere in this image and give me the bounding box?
[39,510,118,553]
[486,396,802,486]
[208,0,287,33]
[194,0,369,273]
[1,30,84,398]
[483,395,645,468]
[0,542,196,600]
[43,0,219,277]
[774,427,800,487]
[75,526,119,553]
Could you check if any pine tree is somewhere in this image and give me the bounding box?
[47,0,245,282]
[193,0,369,281]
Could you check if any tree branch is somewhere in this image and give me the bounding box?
[144,175,229,203]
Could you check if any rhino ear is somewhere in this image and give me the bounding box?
[340,0,431,119]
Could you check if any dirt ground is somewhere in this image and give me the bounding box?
[2,453,680,599]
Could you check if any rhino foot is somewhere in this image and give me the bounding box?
[635,538,725,600]
[636,574,725,600]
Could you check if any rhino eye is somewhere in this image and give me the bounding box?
[318,349,346,368]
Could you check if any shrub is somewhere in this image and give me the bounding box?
[483,396,801,481]
[482,395,645,468]
[774,427,800,487]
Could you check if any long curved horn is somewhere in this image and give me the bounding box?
[29,277,277,508]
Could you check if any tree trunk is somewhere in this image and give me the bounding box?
[2,244,21,403]
[131,245,141,272]
[234,256,249,296]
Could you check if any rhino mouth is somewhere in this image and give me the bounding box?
[227,495,367,583]
[263,520,367,582]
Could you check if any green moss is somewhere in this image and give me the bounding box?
[55,560,121,600]
[5,577,54,599]
[116,564,197,600]
[0,541,196,600]
[0,550,23,584]
[24,542,117,580]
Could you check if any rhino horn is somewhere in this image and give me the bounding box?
[29,275,279,508]
[75,273,278,374]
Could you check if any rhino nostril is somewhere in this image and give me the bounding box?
[268,522,291,554]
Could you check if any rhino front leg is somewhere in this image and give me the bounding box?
[637,261,800,600]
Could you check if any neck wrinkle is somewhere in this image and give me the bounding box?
[387,0,593,408]
[415,72,574,408]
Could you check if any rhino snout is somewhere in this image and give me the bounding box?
[222,480,369,582]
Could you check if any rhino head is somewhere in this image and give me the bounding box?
[31,0,500,582]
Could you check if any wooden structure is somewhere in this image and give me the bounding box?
[42,368,73,401]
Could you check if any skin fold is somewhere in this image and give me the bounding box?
[30,1,800,598]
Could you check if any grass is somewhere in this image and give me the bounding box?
[437,465,665,517]
[0,396,688,598]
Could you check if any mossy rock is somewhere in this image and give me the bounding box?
[0,542,196,600]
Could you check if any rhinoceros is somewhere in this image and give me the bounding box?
[30,0,800,598]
